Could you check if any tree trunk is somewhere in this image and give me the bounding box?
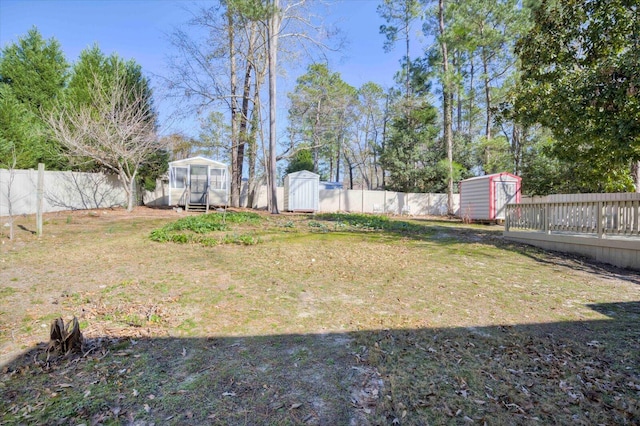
[512,124,522,175]
[237,64,253,207]
[405,19,411,100]
[439,0,455,216]
[329,156,334,183]
[482,45,491,140]
[237,25,259,208]
[468,58,475,136]
[347,156,354,190]
[381,94,389,189]
[118,168,136,212]
[247,76,262,209]
[313,98,322,173]
[267,0,280,214]
[335,111,344,182]
[454,49,462,135]
[228,9,240,207]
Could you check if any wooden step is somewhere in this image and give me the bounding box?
[186,204,208,212]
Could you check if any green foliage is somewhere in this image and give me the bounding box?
[287,63,357,179]
[473,136,512,175]
[220,211,261,223]
[138,150,169,192]
[66,45,152,112]
[307,220,329,232]
[285,148,314,174]
[521,135,635,195]
[220,233,260,245]
[47,44,160,210]
[315,212,434,236]
[0,84,43,168]
[316,213,390,230]
[148,228,170,242]
[377,0,422,53]
[164,215,231,234]
[379,99,440,192]
[378,0,423,101]
[0,27,69,169]
[0,27,68,111]
[227,0,275,21]
[197,111,230,161]
[149,212,262,245]
[514,0,640,190]
[0,28,161,180]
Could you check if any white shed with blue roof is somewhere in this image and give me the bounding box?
[283,170,319,212]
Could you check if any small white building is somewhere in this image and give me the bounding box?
[168,156,229,211]
[459,172,521,221]
[283,170,319,212]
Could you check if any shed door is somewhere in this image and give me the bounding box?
[290,178,315,211]
[190,165,208,204]
[494,181,516,219]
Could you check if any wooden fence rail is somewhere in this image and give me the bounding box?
[506,196,640,238]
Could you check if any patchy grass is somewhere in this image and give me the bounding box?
[0,286,16,300]
[0,207,639,425]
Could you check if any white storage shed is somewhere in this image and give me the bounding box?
[283,170,319,212]
[459,172,521,221]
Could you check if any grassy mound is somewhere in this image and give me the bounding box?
[149,211,262,245]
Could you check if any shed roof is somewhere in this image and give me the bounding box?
[461,172,520,183]
[286,170,320,179]
[168,156,228,168]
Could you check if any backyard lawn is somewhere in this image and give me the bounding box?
[1,207,638,425]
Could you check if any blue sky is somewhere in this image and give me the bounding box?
[0,0,417,138]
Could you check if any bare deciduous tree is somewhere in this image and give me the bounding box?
[163,3,268,208]
[165,0,339,213]
[46,68,163,211]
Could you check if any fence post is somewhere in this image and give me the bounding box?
[544,203,550,234]
[384,191,387,214]
[36,163,44,237]
[505,205,510,232]
[597,201,604,239]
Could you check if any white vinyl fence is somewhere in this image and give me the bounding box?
[2,168,459,217]
[209,183,458,215]
[0,168,126,216]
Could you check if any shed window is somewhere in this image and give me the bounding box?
[210,168,227,190]
[170,167,188,189]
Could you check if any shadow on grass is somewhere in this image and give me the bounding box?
[314,213,640,286]
[1,302,639,425]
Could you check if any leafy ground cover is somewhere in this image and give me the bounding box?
[148,211,262,245]
[0,207,638,425]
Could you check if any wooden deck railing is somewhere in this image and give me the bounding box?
[505,194,640,238]
[178,188,190,209]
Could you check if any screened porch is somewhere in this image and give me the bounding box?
[168,157,229,212]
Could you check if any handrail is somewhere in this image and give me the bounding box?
[178,188,190,211]
[205,183,210,213]
[505,197,640,238]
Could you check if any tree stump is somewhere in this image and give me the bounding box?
[47,317,83,357]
